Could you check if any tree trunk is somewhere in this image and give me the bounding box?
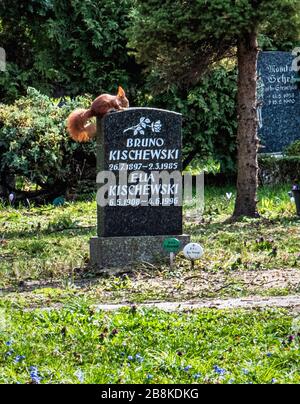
[232,30,259,218]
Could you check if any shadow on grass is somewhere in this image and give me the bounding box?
[1,225,97,240]
[185,215,300,238]
[0,263,134,295]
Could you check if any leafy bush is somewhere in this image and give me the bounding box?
[284,140,300,156]
[0,88,96,198]
[259,155,300,185]
[143,66,238,173]
[0,0,137,102]
[259,139,300,185]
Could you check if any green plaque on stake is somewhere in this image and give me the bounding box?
[163,238,180,253]
[163,238,180,268]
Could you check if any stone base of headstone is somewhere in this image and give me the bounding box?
[90,235,190,269]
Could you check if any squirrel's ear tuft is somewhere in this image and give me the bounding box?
[117,86,126,98]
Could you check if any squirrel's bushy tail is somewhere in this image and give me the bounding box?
[67,109,96,142]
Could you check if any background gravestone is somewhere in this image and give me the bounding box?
[90,107,190,268]
[258,51,300,154]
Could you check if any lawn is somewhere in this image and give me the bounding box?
[0,305,299,384]
[0,185,300,384]
[0,185,300,306]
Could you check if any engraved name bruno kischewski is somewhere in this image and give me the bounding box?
[107,116,179,162]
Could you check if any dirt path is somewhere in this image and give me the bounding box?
[94,295,300,313]
[3,269,300,313]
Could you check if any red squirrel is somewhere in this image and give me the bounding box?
[67,86,129,142]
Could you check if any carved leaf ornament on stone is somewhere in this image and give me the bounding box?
[123,117,162,135]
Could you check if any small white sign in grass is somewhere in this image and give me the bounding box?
[183,243,204,269]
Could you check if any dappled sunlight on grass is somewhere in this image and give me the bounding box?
[0,306,299,384]
[0,186,300,385]
[0,185,300,295]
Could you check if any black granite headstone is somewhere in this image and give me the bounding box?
[96,108,183,237]
[258,51,300,153]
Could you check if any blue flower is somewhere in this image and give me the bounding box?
[128,355,133,361]
[135,354,144,363]
[242,368,249,375]
[5,350,14,357]
[14,355,25,363]
[146,374,153,380]
[193,373,201,379]
[5,341,13,346]
[213,365,226,376]
[74,369,84,383]
[266,353,272,357]
[271,378,277,384]
[31,375,41,384]
[184,365,192,372]
[30,366,41,384]
[228,378,235,384]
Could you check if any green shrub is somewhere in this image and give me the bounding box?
[284,140,300,156]
[259,155,300,185]
[0,0,137,103]
[0,88,96,198]
[143,66,238,173]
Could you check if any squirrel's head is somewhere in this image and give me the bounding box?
[117,86,129,108]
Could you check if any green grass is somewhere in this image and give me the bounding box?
[0,305,299,384]
[0,185,300,305]
[1,185,300,384]
[0,201,95,286]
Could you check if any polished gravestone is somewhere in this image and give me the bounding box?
[258,51,300,154]
[90,108,190,268]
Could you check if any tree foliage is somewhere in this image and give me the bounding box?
[0,0,138,102]
[128,0,300,89]
[144,66,238,172]
[128,0,300,218]
[0,0,300,199]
